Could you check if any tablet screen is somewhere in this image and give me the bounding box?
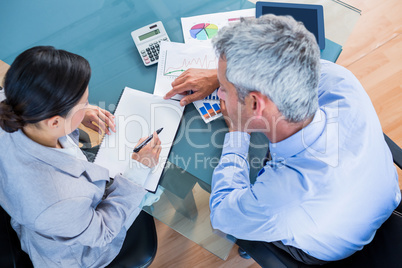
[256,2,325,49]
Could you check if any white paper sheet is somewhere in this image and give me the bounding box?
[94,87,184,192]
[153,41,218,99]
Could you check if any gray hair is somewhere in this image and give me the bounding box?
[212,14,320,123]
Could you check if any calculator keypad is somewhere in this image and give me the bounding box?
[140,37,168,65]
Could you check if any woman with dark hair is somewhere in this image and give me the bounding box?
[0,46,161,267]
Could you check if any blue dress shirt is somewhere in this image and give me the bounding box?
[210,60,401,261]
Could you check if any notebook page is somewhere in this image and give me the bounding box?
[94,87,184,192]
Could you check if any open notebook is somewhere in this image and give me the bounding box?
[94,87,184,192]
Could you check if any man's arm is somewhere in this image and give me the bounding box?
[209,132,285,242]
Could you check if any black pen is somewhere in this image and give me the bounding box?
[133,127,163,153]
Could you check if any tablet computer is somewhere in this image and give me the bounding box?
[256,2,325,49]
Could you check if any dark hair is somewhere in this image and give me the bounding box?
[0,46,91,133]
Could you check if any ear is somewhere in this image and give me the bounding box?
[248,92,267,118]
[44,115,62,129]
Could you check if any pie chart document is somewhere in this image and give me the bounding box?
[181,8,255,45]
[190,23,218,40]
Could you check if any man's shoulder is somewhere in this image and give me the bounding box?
[319,60,356,84]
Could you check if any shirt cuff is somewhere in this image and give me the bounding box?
[222,131,250,159]
[123,159,151,187]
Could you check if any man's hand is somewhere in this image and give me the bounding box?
[132,132,161,168]
[164,68,219,106]
[81,105,116,135]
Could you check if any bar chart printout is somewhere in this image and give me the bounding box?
[154,41,222,123]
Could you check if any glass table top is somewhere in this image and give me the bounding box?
[0,0,360,260]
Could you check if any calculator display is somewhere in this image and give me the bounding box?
[138,29,160,41]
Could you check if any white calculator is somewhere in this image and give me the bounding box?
[131,21,170,66]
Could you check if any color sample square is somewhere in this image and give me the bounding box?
[212,103,221,113]
[204,102,216,117]
[199,106,210,119]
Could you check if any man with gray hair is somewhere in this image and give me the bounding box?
[205,14,400,265]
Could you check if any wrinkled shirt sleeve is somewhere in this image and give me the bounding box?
[34,159,149,248]
[209,132,285,242]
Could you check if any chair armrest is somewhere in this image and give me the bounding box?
[384,133,402,169]
[236,239,310,268]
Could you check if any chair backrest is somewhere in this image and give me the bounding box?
[0,206,33,268]
[384,133,402,169]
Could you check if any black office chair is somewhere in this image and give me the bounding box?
[108,210,158,268]
[0,206,157,268]
[237,133,402,268]
[0,206,33,268]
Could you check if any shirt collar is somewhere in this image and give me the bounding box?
[269,109,327,159]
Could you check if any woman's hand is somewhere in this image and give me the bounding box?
[81,105,116,135]
[131,132,161,168]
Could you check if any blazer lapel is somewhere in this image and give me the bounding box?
[12,130,109,182]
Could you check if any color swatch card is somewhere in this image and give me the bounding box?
[193,98,222,123]
[181,8,255,45]
[191,89,222,123]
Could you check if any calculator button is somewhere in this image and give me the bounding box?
[163,38,168,41]
[155,55,159,60]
